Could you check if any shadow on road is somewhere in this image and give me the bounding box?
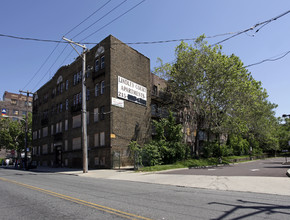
[209,199,290,220]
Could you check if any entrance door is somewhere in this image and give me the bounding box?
[55,146,62,167]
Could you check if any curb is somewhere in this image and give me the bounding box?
[189,164,230,169]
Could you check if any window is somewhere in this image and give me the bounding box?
[95,84,99,96]
[76,73,80,83]
[72,137,81,150]
[22,111,27,116]
[73,92,82,106]
[87,111,89,124]
[51,124,54,135]
[86,88,90,101]
[42,144,48,154]
[42,127,48,137]
[101,81,105,95]
[11,99,17,105]
[101,56,105,69]
[33,131,37,140]
[77,71,82,83]
[100,157,105,166]
[73,114,81,128]
[66,80,69,90]
[52,88,56,98]
[13,109,19,115]
[100,132,105,146]
[33,147,37,156]
[65,99,69,110]
[65,159,68,167]
[100,106,105,120]
[60,83,63,93]
[73,74,77,85]
[65,119,68,131]
[60,103,63,112]
[64,140,68,151]
[94,157,99,165]
[56,121,62,133]
[95,59,99,72]
[94,108,99,122]
[94,133,99,147]
[153,85,158,95]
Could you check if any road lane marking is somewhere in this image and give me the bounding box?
[250,169,260,172]
[0,177,152,220]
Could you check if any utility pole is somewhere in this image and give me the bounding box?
[19,90,34,170]
[62,37,88,173]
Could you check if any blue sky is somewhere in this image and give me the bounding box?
[1,0,290,117]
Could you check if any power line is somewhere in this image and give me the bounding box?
[64,0,112,36]
[28,0,114,92]
[72,0,127,39]
[22,42,60,91]
[0,33,64,43]
[80,0,146,41]
[58,0,146,71]
[245,50,290,68]
[212,9,290,46]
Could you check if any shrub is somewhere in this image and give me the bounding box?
[142,142,161,166]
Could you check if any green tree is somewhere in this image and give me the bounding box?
[0,113,32,157]
[155,36,278,156]
[153,111,188,164]
[277,117,290,152]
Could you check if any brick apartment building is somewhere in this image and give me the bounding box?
[32,35,156,168]
[0,91,33,159]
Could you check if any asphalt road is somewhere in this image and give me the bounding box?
[1,168,290,220]
[161,157,290,177]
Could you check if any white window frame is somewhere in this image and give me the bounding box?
[95,59,99,72]
[100,132,105,147]
[101,55,105,69]
[101,81,105,95]
[95,84,99,96]
[94,108,99,122]
[94,133,99,147]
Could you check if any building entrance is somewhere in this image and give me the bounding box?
[55,145,62,167]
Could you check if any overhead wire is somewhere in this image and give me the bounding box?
[65,0,112,36]
[1,7,290,86]
[71,0,127,39]
[55,0,130,79]
[80,0,146,41]
[30,0,115,92]
[245,50,290,68]
[22,0,112,91]
[57,0,146,72]
[212,9,290,46]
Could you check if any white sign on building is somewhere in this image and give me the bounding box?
[112,97,124,108]
[117,76,147,106]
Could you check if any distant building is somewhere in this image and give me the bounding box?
[0,91,33,159]
[32,35,153,168]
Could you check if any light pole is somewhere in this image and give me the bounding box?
[19,90,34,170]
[62,37,89,173]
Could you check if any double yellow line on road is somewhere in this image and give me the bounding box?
[0,177,152,220]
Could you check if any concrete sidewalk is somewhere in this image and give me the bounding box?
[32,166,290,196]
